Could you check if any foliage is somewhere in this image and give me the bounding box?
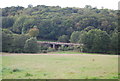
[2,29,13,52]
[2,29,13,34]
[24,37,39,53]
[28,27,39,37]
[12,34,30,53]
[2,6,24,16]
[12,16,35,34]
[70,29,112,53]
[2,17,15,28]
[110,32,119,54]
[58,35,69,42]
[38,44,49,53]
[0,28,2,52]
[79,29,110,53]
[2,5,118,40]
[70,31,81,43]
[47,47,55,52]
[84,26,95,31]
[70,31,86,43]
[2,5,119,54]
[58,45,70,51]
[2,29,30,53]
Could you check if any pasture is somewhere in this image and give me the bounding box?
[1,52,118,79]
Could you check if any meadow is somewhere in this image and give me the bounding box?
[1,52,118,79]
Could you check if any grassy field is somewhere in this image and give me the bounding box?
[2,52,118,79]
[50,51,109,55]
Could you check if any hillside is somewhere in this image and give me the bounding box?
[1,5,119,54]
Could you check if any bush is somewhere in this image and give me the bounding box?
[24,37,39,53]
[12,68,22,72]
[58,45,69,51]
[47,47,55,52]
[2,29,30,53]
[42,50,48,53]
[73,46,81,52]
[67,46,74,50]
[25,73,33,77]
[12,34,30,53]
[2,29,13,52]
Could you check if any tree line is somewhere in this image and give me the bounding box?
[1,5,119,54]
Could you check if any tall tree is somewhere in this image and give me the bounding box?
[79,29,110,53]
[28,26,39,37]
[58,35,69,42]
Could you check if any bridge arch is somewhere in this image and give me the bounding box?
[37,41,84,52]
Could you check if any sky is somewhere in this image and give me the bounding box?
[0,0,119,10]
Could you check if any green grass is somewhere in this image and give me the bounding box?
[2,52,118,79]
[50,51,114,55]
[50,51,82,54]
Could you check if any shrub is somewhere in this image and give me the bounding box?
[12,34,30,53]
[67,46,74,50]
[73,46,81,52]
[47,47,55,52]
[58,45,69,51]
[25,73,33,77]
[2,29,13,52]
[24,37,39,53]
[42,50,48,53]
[12,68,22,72]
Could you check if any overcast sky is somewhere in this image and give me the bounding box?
[0,0,119,10]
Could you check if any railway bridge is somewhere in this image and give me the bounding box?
[37,41,83,51]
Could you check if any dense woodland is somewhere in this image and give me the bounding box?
[1,5,119,54]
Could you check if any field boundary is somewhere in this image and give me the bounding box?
[1,53,118,57]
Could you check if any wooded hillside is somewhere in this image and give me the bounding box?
[1,5,119,54]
